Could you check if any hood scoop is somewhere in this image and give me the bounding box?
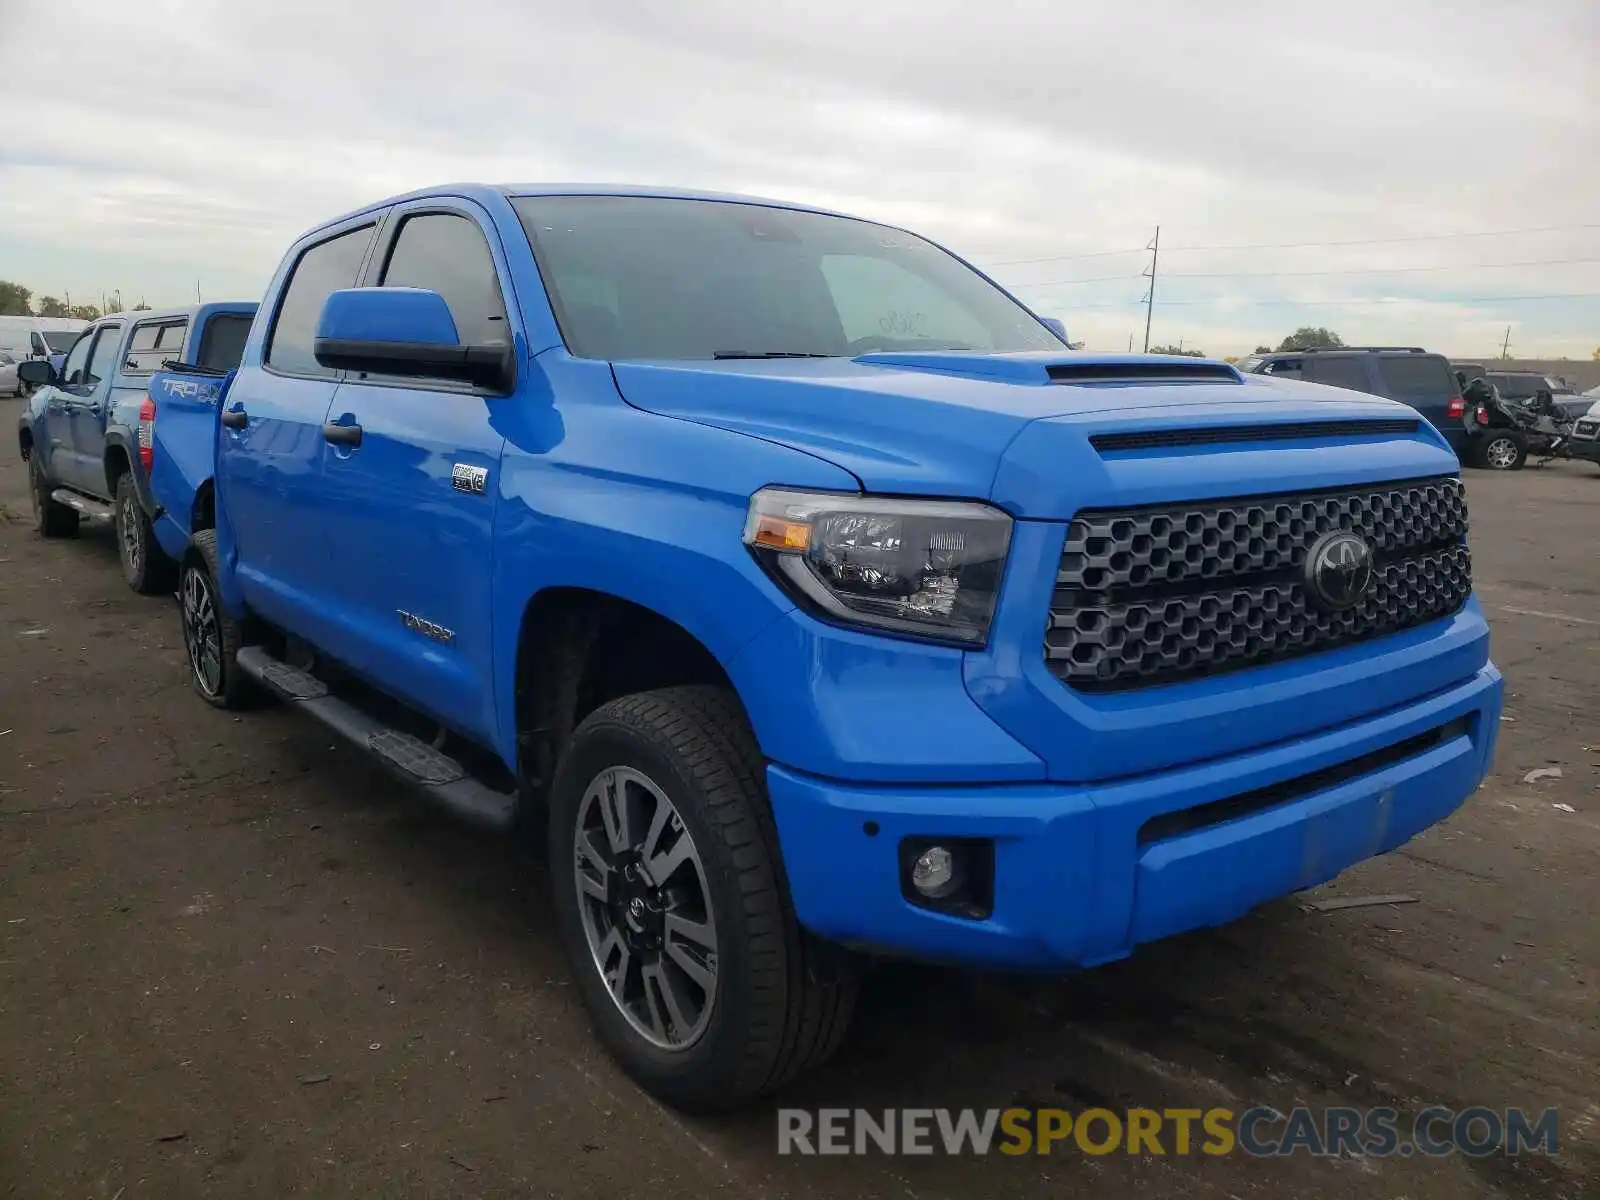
[1090,417,1420,453]
[854,350,1242,387]
[1047,360,1241,385]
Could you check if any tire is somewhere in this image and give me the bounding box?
[114,473,177,595]
[178,529,257,710]
[548,685,857,1112]
[1478,432,1527,471]
[28,454,79,538]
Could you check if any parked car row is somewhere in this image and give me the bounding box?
[13,184,1501,1113]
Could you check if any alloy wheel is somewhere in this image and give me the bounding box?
[573,766,719,1050]
[118,491,142,576]
[1485,437,1519,469]
[181,568,223,695]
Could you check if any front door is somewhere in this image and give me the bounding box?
[220,220,379,644]
[314,204,512,743]
[66,321,124,496]
[33,329,93,484]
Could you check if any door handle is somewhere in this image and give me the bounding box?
[221,408,248,430]
[323,421,363,447]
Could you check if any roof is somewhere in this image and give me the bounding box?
[108,301,257,324]
[310,182,860,237]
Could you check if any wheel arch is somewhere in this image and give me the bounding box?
[511,585,752,805]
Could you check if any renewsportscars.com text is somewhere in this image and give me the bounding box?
[777,1106,1561,1158]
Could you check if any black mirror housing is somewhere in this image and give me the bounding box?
[16,359,56,386]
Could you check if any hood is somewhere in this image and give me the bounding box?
[610,352,1459,518]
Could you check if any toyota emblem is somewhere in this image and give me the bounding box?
[1304,530,1374,611]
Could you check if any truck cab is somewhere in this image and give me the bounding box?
[16,302,256,591]
[175,184,1500,1112]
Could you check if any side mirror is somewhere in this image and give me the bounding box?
[313,287,514,393]
[1039,316,1069,344]
[17,359,56,386]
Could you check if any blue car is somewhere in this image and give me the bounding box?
[169,185,1500,1111]
[16,302,256,591]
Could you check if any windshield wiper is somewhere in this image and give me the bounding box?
[712,350,834,360]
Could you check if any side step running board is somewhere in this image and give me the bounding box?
[51,489,115,522]
[235,646,517,832]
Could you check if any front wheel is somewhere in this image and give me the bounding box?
[548,686,857,1112]
[115,474,177,595]
[28,454,79,538]
[1478,433,1527,471]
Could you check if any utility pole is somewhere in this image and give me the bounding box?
[1127,333,1133,353]
[1140,225,1160,353]
[196,279,202,303]
[1500,326,1512,359]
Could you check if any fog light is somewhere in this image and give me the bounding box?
[911,845,960,898]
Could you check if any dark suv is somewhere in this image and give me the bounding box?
[1240,347,1481,460]
[1484,371,1589,421]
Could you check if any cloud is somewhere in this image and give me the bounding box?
[3,0,1595,355]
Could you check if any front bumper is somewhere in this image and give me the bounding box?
[768,663,1500,970]
[1566,427,1600,462]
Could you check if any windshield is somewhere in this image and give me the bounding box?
[41,331,80,353]
[512,195,1063,361]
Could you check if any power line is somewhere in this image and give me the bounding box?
[1029,292,1600,311]
[977,222,1600,268]
[1006,256,1600,290]
[1155,292,1600,307]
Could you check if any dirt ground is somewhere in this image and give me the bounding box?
[1,398,1596,1199]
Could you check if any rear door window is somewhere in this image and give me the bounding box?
[267,224,377,376]
[1375,355,1456,401]
[197,313,253,371]
[1305,356,1373,393]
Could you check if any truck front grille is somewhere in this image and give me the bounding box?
[1045,476,1471,691]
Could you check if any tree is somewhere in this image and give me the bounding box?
[37,295,70,317]
[67,304,101,321]
[1150,343,1205,357]
[0,281,33,316]
[1253,345,1273,354]
[1276,327,1344,352]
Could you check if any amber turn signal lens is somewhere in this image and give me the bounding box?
[751,515,811,551]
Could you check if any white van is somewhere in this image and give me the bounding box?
[0,316,90,392]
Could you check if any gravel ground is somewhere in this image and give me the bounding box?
[1,399,1596,1198]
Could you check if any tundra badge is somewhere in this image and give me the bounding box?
[452,463,489,495]
[397,610,455,645]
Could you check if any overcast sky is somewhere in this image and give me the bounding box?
[4,0,1596,357]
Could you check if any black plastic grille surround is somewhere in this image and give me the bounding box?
[1046,476,1471,691]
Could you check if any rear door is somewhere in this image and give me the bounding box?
[64,321,124,494]
[314,202,512,741]
[1373,354,1460,434]
[221,219,380,640]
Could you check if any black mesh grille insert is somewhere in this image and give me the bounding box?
[1045,476,1471,691]
[1090,419,1419,453]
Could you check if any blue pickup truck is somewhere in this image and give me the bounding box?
[168,184,1501,1111]
[16,302,256,592]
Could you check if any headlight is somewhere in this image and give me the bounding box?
[742,487,1012,646]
